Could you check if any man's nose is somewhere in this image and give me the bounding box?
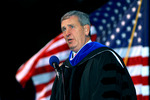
[66,28,71,37]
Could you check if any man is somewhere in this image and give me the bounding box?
[50,10,137,100]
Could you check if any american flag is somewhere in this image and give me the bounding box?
[16,0,149,100]
[90,0,149,99]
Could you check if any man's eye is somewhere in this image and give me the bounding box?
[62,27,66,32]
[69,25,74,28]
[71,25,74,28]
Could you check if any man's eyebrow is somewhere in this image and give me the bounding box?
[68,24,74,27]
[61,24,75,31]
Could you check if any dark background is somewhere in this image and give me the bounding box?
[2,0,108,100]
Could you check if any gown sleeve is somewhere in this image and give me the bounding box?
[88,51,136,100]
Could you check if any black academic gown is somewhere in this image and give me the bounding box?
[50,47,137,100]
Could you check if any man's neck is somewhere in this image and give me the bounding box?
[72,40,92,58]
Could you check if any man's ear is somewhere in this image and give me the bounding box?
[84,25,90,36]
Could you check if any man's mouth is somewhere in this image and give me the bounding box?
[68,39,73,43]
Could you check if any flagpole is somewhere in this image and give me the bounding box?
[124,0,143,66]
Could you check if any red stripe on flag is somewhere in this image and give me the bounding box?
[137,95,149,100]
[141,76,149,85]
[91,34,97,41]
[34,65,55,75]
[39,90,52,100]
[33,60,65,75]
[123,56,148,66]
[131,76,149,85]
[44,43,69,57]
[19,61,36,87]
[142,96,149,100]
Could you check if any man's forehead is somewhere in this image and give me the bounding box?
[61,16,79,26]
[62,16,79,23]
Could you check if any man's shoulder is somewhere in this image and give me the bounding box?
[87,46,113,58]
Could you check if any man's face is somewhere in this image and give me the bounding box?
[61,16,89,52]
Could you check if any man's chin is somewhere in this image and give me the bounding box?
[69,45,75,50]
[69,46,75,50]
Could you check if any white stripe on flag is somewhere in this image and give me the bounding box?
[40,96,50,100]
[142,85,150,96]
[16,54,38,82]
[134,84,149,96]
[32,71,56,85]
[36,50,70,68]
[127,65,149,77]
[46,38,66,52]
[90,25,97,35]
[113,46,149,58]
[141,66,149,77]
[36,82,53,100]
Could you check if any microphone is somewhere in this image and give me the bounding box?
[49,55,60,79]
[49,56,66,99]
